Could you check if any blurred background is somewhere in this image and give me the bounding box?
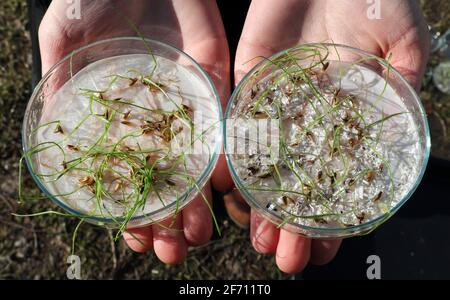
[0,0,449,279]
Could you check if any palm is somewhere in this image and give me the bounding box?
[232,0,429,273]
[39,0,229,264]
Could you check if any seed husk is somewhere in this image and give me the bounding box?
[317,170,323,182]
[315,218,328,224]
[250,85,258,99]
[254,111,269,119]
[348,137,358,148]
[79,176,95,187]
[366,171,376,183]
[373,191,383,202]
[120,120,133,126]
[145,81,166,93]
[165,179,176,186]
[54,124,64,134]
[66,144,79,151]
[113,180,123,193]
[182,104,193,115]
[247,166,259,175]
[128,78,138,86]
[306,131,316,142]
[104,108,112,120]
[281,195,295,206]
[123,110,131,120]
[356,212,366,224]
[120,145,135,152]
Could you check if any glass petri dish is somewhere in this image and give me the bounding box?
[22,37,222,228]
[225,43,430,238]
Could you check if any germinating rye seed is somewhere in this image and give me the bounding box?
[34,54,220,219]
[228,61,423,228]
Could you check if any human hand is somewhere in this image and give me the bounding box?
[39,0,230,264]
[225,0,429,273]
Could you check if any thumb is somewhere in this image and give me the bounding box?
[387,24,430,92]
[234,41,277,87]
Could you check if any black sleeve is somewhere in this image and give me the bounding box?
[27,0,52,88]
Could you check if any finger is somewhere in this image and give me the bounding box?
[387,20,430,91]
[123,225,153,253]
[234,0,309,85]
[234,36,274,86]
[211,154,234,193]
[182,182,213,246]
[276,229,311,274]
[152,213,187,264]
[310,239,342,266]
[250,210,279,254]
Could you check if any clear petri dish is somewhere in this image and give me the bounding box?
[22,37,222,228]
[225,43,430,238]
